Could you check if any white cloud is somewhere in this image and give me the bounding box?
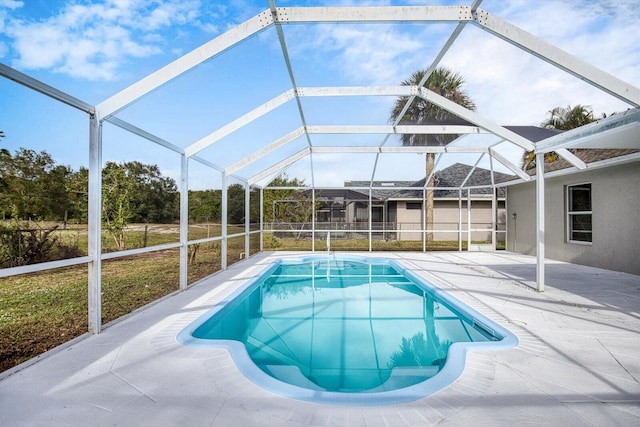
[287,22,437,86]
[0,0,23,9]
[290,0,638,126]
[325,26,423,84]
[437,1,638,124]
[1,0,202,80]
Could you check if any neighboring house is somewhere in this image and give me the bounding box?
[505,148,640,275]
[335,163,515,243]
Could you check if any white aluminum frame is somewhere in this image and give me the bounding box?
[2,1,639,339]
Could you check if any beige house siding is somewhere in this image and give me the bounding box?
[506,161,640,275]
[395,199,506,242]
[395,201,423,240]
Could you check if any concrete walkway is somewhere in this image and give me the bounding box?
[0,252,638,426]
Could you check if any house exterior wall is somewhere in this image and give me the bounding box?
[396,201,422,240]
[433,200,503,242]
[395,199,505,242]
[506,161,640,275]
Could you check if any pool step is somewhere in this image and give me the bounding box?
[245,334,305,370]
[257,366,441,393]
[369,366,440,392]
[261,365,324,391]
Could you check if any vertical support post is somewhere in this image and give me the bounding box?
[492,187,497,251]
[245,181,250,259]
[489,154,497,251]
[260,187,264,252]
[383,200,388,242]
[536,153,545,292]
[505,186,510,251]
[368,188,372,252]
[467,190,472,251]
[422,188,427,252]
[88,112,102,334]
[179,154,188,290]
[221,172,228,270]
[458,189,462,252]
[311,188,316,252]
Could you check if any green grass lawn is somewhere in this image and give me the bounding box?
[0,231,248,373]
[0,226,503,373]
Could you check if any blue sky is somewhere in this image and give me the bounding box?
[1,0,638,188]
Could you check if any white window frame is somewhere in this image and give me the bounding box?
[566,182,592,245]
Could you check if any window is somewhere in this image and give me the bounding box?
[567,183,592,243]
[406,202,422,210]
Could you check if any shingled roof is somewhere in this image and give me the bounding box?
[391,163,514,199]
[345,163,515,200]
[525,148,640,175]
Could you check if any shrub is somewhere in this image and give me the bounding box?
[0,222,83,268]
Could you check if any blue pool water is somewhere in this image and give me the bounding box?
[178,255,518,405]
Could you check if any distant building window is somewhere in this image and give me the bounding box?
[406,202,422,210]
[567,183,592,243]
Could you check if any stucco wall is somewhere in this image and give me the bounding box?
[396,201,422,240]
[432,200,502,241]
[506,161,640,275]
[396,199,505,241]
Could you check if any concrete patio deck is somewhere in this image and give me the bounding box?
[0,251,638,426]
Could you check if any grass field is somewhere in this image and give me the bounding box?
[0,223,250,373]
[0,224,501,373]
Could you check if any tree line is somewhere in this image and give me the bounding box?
[0,147,274,266]
[0,148,180,224]
[0,148,241,225]
[0,147,303,227]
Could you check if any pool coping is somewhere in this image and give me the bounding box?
[176,253,519,406]
[1,251,638,426]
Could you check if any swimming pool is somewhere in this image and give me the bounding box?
[178,255,518,405]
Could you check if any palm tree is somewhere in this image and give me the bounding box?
[541,105,596,130]
[390,67,476,240]
[522,104,597,170]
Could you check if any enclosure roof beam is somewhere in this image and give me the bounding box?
[555,148,587,170]
[249,148,310,185]
[184,89,296,158]
[0,63,94,114]
[225,127,306,175]
[366,2,474,181]
[297,86,416,97]
[489,152,496,188]
[472,8,640,107]
[424,153,443,189]
[534,108,640,153]
[384,145,487,153]
[261,162,304,189]
[460,153,486,188]
[190,156,225,173]
[106,116,184,155]
[273,5,473,23]
[489,148,530,181]
[418,87,535,151]
[269,1,315,187]
[185,85,488,161]
[311,146,488,154]
[380,2,480,149]
[306,124,487,135]
[96,10,274,118]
